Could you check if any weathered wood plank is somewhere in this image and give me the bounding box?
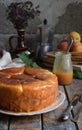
[65,79,82,130]
[42,86,76,130]
[9,115,42,130]
[0,113,9,130]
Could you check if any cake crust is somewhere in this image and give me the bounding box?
[0,67,58,112]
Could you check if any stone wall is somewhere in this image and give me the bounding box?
[0,0,82,51]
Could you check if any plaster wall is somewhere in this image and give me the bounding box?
[0,0,82,51]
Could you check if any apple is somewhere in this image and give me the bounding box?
[70,42,82,52]
[57,40,68,51]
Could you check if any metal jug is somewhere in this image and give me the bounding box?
[36,19,54,61]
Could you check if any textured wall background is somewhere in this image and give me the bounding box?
[0,0,82,51]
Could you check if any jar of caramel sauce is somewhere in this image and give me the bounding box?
[53,51,73,85]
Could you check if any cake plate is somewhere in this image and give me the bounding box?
[0,90,65,116]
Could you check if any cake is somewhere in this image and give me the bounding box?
[0,67,58,112]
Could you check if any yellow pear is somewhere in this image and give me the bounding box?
[69,31,81,43]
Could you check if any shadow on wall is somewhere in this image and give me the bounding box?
[55,2,82,34]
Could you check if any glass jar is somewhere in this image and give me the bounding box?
[53,51,73,85]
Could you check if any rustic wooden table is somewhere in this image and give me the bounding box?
[0,78,82,130]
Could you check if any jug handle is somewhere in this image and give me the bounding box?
[9,36,18,51]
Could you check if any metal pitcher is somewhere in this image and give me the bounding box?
[36,19,54,61]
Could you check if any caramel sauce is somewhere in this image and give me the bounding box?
[55,72,73,85]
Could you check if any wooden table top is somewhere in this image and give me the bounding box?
[0,78,82,130]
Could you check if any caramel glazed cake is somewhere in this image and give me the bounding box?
[0,67,58,112]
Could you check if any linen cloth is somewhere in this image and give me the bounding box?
[0,50,25,70]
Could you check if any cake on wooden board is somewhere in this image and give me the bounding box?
[0,67,58,112]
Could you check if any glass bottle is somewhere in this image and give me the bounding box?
[53,51,73,85]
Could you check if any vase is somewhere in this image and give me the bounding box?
[9,29,28,58]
